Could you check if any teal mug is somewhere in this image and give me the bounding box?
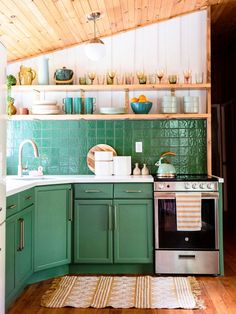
[84,97,96,114]
[73,97,83,114]
[63,97,73,114]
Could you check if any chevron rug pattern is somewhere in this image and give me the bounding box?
[41,275,205,309]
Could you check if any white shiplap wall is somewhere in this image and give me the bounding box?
[7,10,207,114]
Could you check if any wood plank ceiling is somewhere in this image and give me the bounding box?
[0,0,234,63]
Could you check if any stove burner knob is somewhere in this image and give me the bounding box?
[185,237,189,242]
[207,183,214,190]
[185,183,191,189]
[199,183,206,189]
[192,183,198,189]
[158,183,165,190]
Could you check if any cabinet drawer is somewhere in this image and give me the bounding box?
[74,184,113,199]
[19,188,34,209]
[114,183,153,199]
[6,194,19,218]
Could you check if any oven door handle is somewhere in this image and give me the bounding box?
[178,254,196,259]
[154,192,176,199]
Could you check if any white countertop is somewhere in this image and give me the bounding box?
[6,175,154,196]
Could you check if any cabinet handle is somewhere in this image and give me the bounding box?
[25,195,32,200]
[108,205,112,230]
[17,218,25,251]
[125,190,142,193]
[7,204,17,209]
[84,189,101,193]
[114,205,117,230]
[178,255,196,259]
[69,188,73,221]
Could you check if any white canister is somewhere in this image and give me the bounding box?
[94,151,113,161]
[113,156,131,176]
[95,161,113,176]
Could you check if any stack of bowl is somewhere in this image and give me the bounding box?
[161,96,178,113]
[31,100,61,115]
[183,96,199,113]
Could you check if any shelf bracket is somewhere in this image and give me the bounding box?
[80,89,85,99]
[124,88,129,113]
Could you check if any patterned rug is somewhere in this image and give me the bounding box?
[41,275,205,309]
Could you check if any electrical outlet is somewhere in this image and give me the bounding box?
[135,142,143,153]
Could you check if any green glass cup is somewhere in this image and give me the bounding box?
[73,97,83,114]
[62,97,73,114]
[84,97,96,114]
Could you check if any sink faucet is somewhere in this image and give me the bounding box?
[18,139,39,177]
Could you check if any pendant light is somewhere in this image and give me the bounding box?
[84,11,105,61]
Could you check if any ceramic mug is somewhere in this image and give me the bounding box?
[84,97,96,114]
[63,97,73,114]
[73,97,83,114]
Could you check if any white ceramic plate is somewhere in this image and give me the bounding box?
[33,100,57,106]
[100,107,126,114]
[31,108,61,115]
[32,104,61,110]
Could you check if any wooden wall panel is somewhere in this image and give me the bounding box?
[7,11,207,114]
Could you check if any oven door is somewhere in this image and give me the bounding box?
[155,192,219,250]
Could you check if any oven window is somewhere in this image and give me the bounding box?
[158,198,216,249]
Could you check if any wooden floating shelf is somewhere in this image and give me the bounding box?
[12,83,211,92]
[9,113,210,121]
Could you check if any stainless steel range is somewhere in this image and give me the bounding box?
[154,174,220,275]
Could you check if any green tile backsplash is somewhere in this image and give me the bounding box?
[7,119,207,175]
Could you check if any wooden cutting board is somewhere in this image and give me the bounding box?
[87,144,117,173]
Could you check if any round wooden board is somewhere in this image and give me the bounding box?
[87,144,117,173]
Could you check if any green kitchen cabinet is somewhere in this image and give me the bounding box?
[6,191,34,306]
[113,199,153,263]
[74,199,113,263]
[34,185,72,271]
[74,183,153,265]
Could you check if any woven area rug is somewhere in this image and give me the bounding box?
[41,275,205,309]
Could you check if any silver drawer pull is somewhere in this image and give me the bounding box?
[178,255,196,259]
[125,190,142,193]
[25,195,32,200]
[85,189,101,193]
[17,218,25,251]
[7,204,17,209]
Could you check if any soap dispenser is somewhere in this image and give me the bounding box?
[133,163,141,175]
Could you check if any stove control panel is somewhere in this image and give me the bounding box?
[154,181,218,192]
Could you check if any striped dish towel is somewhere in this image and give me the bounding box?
[176,193,202,231]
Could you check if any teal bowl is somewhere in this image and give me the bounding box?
[130,101,152,114]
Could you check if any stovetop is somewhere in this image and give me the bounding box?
[152,174,218,182]
[153,174,219,192]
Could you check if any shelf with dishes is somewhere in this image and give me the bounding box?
[9,113,210,121]
[11,83,211,92]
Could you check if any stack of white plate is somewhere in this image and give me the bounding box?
[31,100,61,115]
[99,107,125,114]
[161,96,178,113]
[183,96,199,113]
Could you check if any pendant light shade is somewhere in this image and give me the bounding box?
[85,12,105,61]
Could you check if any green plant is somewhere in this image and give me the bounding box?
[6,74,17,101]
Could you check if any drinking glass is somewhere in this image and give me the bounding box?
[183,69,192,84]
[107,70,116,85]
[156,69,165,83]
[136,71,147,84]
[87,72,96,85]
[195,72,204,84]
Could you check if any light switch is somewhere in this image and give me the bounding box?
[135,142,143,153]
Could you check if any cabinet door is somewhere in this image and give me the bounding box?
[15,205,33,286]
[113,199,153,263]
[74,200,113,263]
[34,185,72,271]
[6,216,16,298]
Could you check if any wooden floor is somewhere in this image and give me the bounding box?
[7,230,236,314]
